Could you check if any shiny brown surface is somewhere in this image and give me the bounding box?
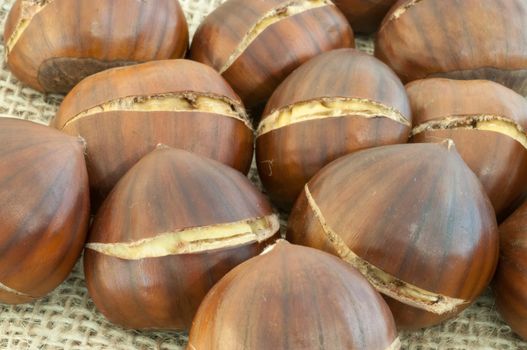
[408,79,527,218]
[188,240,399,350]
[287,143,499,329]
[84,148,278,330]
[0,118,89,304]
[52,60,254,207]
[4,0,188,93]
[190,0,354,107]
[495,202,527,340]
[333,0,397,33]
[375,0,527,95]
[256,49,411,209]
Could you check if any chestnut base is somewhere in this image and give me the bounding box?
[38,58,135,93]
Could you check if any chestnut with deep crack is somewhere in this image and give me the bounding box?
[190,0,354,107]
[408,78,527,219]
[52,60,254,208]
[287,142,499,329]
[256,49,411,210]
[84,148,279,330]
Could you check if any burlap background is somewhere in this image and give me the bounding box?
[0,0,526,349]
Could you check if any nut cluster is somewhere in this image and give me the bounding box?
[2,0,527,348]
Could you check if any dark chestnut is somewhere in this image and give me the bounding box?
[0,118,89,304]
[287,142,499,329]
[408,78,527,219]
[190,0,354,107]
[84,147,279,330]
[256,48,411,209]
[495,201,527,340]
[188,240,400,350]
[332,0,397,34]
[51,59,254,207]
[375,0,527,96]
[4,0,188,93]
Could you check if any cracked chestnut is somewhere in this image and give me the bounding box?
[4,0,188,93]
[190,0,354,107]
[188,240,400,350]
[408,78,527,219]
[256,48,411,209]
[287,142,499,329]
[51,59,254,207]
[495,201,527,340]
[376,0,527,96]
[0,118,89,304]
[332,0,397,33]
[84,147,279,330]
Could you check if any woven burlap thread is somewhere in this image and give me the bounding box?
[0,0,525,348]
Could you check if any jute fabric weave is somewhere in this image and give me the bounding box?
[0,0,525,348]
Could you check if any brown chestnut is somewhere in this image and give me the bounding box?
[287,142,499,329]
[190,0,354,107]
[375,0,527,96]
[408,78,527,219]
[51,59,254,207]
[188,240,400,350]
[84,147,279,330]
[332,0,397,34]
[256,48,411,209]
[4,0,188,93]
[0,118,89,304]
[494,201,527,340]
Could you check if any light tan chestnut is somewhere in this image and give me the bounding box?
[188,240,401,350]
[84,147,279,330]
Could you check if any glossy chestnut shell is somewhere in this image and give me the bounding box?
[0,118,89,304]
[376,0,527,96]
[188,240,400,350]
[84,147,279,330]
[190,0,354,107]
[495,201,527,340]
[288,142,499,329]
[51,59,254,207]
[408,78,527,219]
[4,0,188,93]
[256,48,411,209]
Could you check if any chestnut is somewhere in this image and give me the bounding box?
[375,0,527,96]
[84,147,279,330]
[190,0,354,107]
[332,0,397,34]
[408,78,527,219]
[494,201,527,340]
[51,59,254,207]
[0,118,89,304]
[287,142,499,329]
[188,240,400,350]
[256,48,411,210]
[4,0,188,93]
